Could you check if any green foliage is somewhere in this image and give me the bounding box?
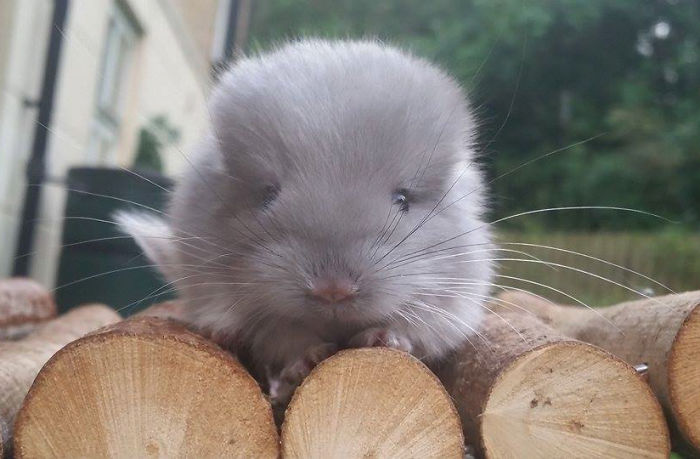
[133,129,163,172]
[248,0,700,231]
[132,116,181,173]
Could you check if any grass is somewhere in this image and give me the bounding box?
[494,231,700,306]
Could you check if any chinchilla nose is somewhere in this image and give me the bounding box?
[308,278,357,304]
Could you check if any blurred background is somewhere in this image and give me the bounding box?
[0,0,698,314]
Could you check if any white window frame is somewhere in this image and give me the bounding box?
[87,1,139,166]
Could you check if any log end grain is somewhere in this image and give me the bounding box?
[495,289,700,453]
[480,342,670,458]
[668,303,700,450]
[13,317,279,458]
[281,347,464,458]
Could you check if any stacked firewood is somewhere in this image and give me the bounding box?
[0,277,698,458]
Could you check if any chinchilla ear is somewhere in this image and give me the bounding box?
[114,211,176,272]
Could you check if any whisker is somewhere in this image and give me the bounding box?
[114,272,222,314]
[392,205,673,266]
[449,291,528,345]
[480,34,528,153]
[495,273,621,333]
[30,184,169,217]
[414,277,559,312]
[463,257,666,308]
[50,262,231,292]
[117,166,173,194]
[428,134,608,226]
[372,135,611,267]
[379,247,550,274]
[406,270,622,333]
[498,241,675,294]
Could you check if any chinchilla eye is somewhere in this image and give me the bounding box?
[262,185,279,208]
[392,189,409,212]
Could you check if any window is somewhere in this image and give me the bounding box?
[87,2,139,165]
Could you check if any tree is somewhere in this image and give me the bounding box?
[247,0,700,231]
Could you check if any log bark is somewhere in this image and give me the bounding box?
[134,300,187,322]
[0,278,57,340]
[13,316,279,458]
[494,290,700,450]
[437,311,670,458]
[0,304,119,457]
[281,347,463,458]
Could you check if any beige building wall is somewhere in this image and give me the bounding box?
[0,0,221,286]
[171,0,220,64]
[0,0,53,279]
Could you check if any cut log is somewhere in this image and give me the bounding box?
[494,290,700,450]
[437,311,670,458]
[0,304,120,457]
[281,347,463,458]
[13,316,279,458]
[0,278,57,340]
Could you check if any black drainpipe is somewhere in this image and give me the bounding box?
[13,0,70,275]
[223,0,240,62]
[211,0,247,79]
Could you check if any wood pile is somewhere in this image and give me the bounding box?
[491,290,700,454]
[0,279,57,340]
[0,277,698,457]
[1,298,119,456]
